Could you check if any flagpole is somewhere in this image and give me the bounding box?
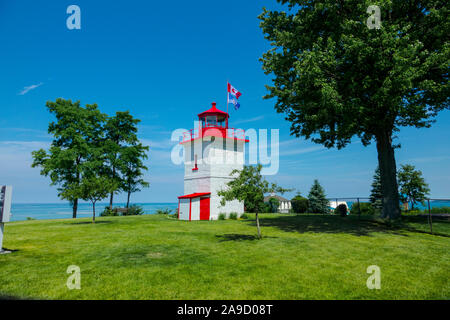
[226,80,229,116]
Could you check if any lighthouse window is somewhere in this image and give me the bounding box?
[206,116,217,127]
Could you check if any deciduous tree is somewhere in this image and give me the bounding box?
[397,164,430,210]
[218,164,288,239]
[259,0,449,219]
[32,99,107,218]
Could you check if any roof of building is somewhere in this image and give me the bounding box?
[264,194,290,202]
[198,102,229,119]
[178,192,211,199]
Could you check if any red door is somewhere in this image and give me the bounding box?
[200,197,210,220]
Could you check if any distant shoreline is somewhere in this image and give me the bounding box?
[9,203,178,222]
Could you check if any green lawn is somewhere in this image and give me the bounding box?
[0,214,449,299]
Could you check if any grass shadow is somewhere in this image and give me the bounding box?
[216,233,259,242]
[1,248,19,253]
[69,221,113,225]
[250,215,411,237]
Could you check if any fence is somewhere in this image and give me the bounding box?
[327,197,450,236]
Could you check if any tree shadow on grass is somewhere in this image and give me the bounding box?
[250,215,411,237]
[0,294,33,300]
[216,233,278,242]
[1,248,19,253]
[216,234,259,242]
[69,221,113,225]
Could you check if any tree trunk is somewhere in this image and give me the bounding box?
[255,212,262,239]
[92,202,96,224]
[109,167,116,210]
[126,191,131,209]
[72,198,78,219]
[376,131,401,219]
[109,192,114,210]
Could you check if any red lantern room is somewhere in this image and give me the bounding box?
[181,102,247,143]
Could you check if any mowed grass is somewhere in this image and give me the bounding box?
[0,214,449,299]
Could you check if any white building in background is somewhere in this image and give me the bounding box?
[264,193,292,213]
[177,102,249,220]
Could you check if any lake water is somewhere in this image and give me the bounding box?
[9,203,178,222]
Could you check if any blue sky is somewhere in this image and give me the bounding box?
[0,0,449,203]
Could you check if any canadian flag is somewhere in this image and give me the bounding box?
[227,83,242,99]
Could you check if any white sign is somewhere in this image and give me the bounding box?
[0,186,13,223]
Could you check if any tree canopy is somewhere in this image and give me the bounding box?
[397,164,430,210]
[218,164,288,238]
[259,1,449,219]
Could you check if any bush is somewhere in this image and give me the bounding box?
[100,206,118,217]
[291,195,309,214]
[430,206,450,214]
[334,204,348,217]
[155,208,173,215]
[26,217,36,221]
[350,202,375,215]
[218,213,226,220]
[267,198,280,213]
[240,213,249,219]
[229,212,238,220]
[122,205,144,216]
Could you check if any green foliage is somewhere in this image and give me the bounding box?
[218,213,226,220]
[259,1,449,219]
[291,193,309,214]
[266,198,280,213]
[31,98,149,219]
[229,212,238,220]
[370,167,383,212]
[62,176,117,222]
[307,180,329,214]
[218,164,288,214]
[218,164,289,238]
[31,99,108,218]
[26,217,35,221]
[240,213,249,220]
[119,143,149,208]
[155,208,173,215]
[334,204,348,217]
[350,202,376,215]
[103,111,146,208]
[398,164,430,210]
[100,206,118,217]
[122,205,144,216]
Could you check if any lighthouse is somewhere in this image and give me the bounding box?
[177,102,248,220]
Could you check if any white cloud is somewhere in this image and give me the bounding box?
[18,82,43,95]
[233,115,265,125]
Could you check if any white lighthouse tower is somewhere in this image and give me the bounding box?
[177,102,248,220]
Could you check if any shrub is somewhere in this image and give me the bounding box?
[430,206,450,214]
[350,202,375,215]
[155,208,173,215]
[218,213,226,220]
[262,202,272,213]
[122,205,144,216]
[100,206,118,217]
[229,212,238,220]
[308,180,329,214]
[26,217,36,221]
[267,198,280,213]
[240,213,249,219]
[334,204,348,217]
[291,195,309,214]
